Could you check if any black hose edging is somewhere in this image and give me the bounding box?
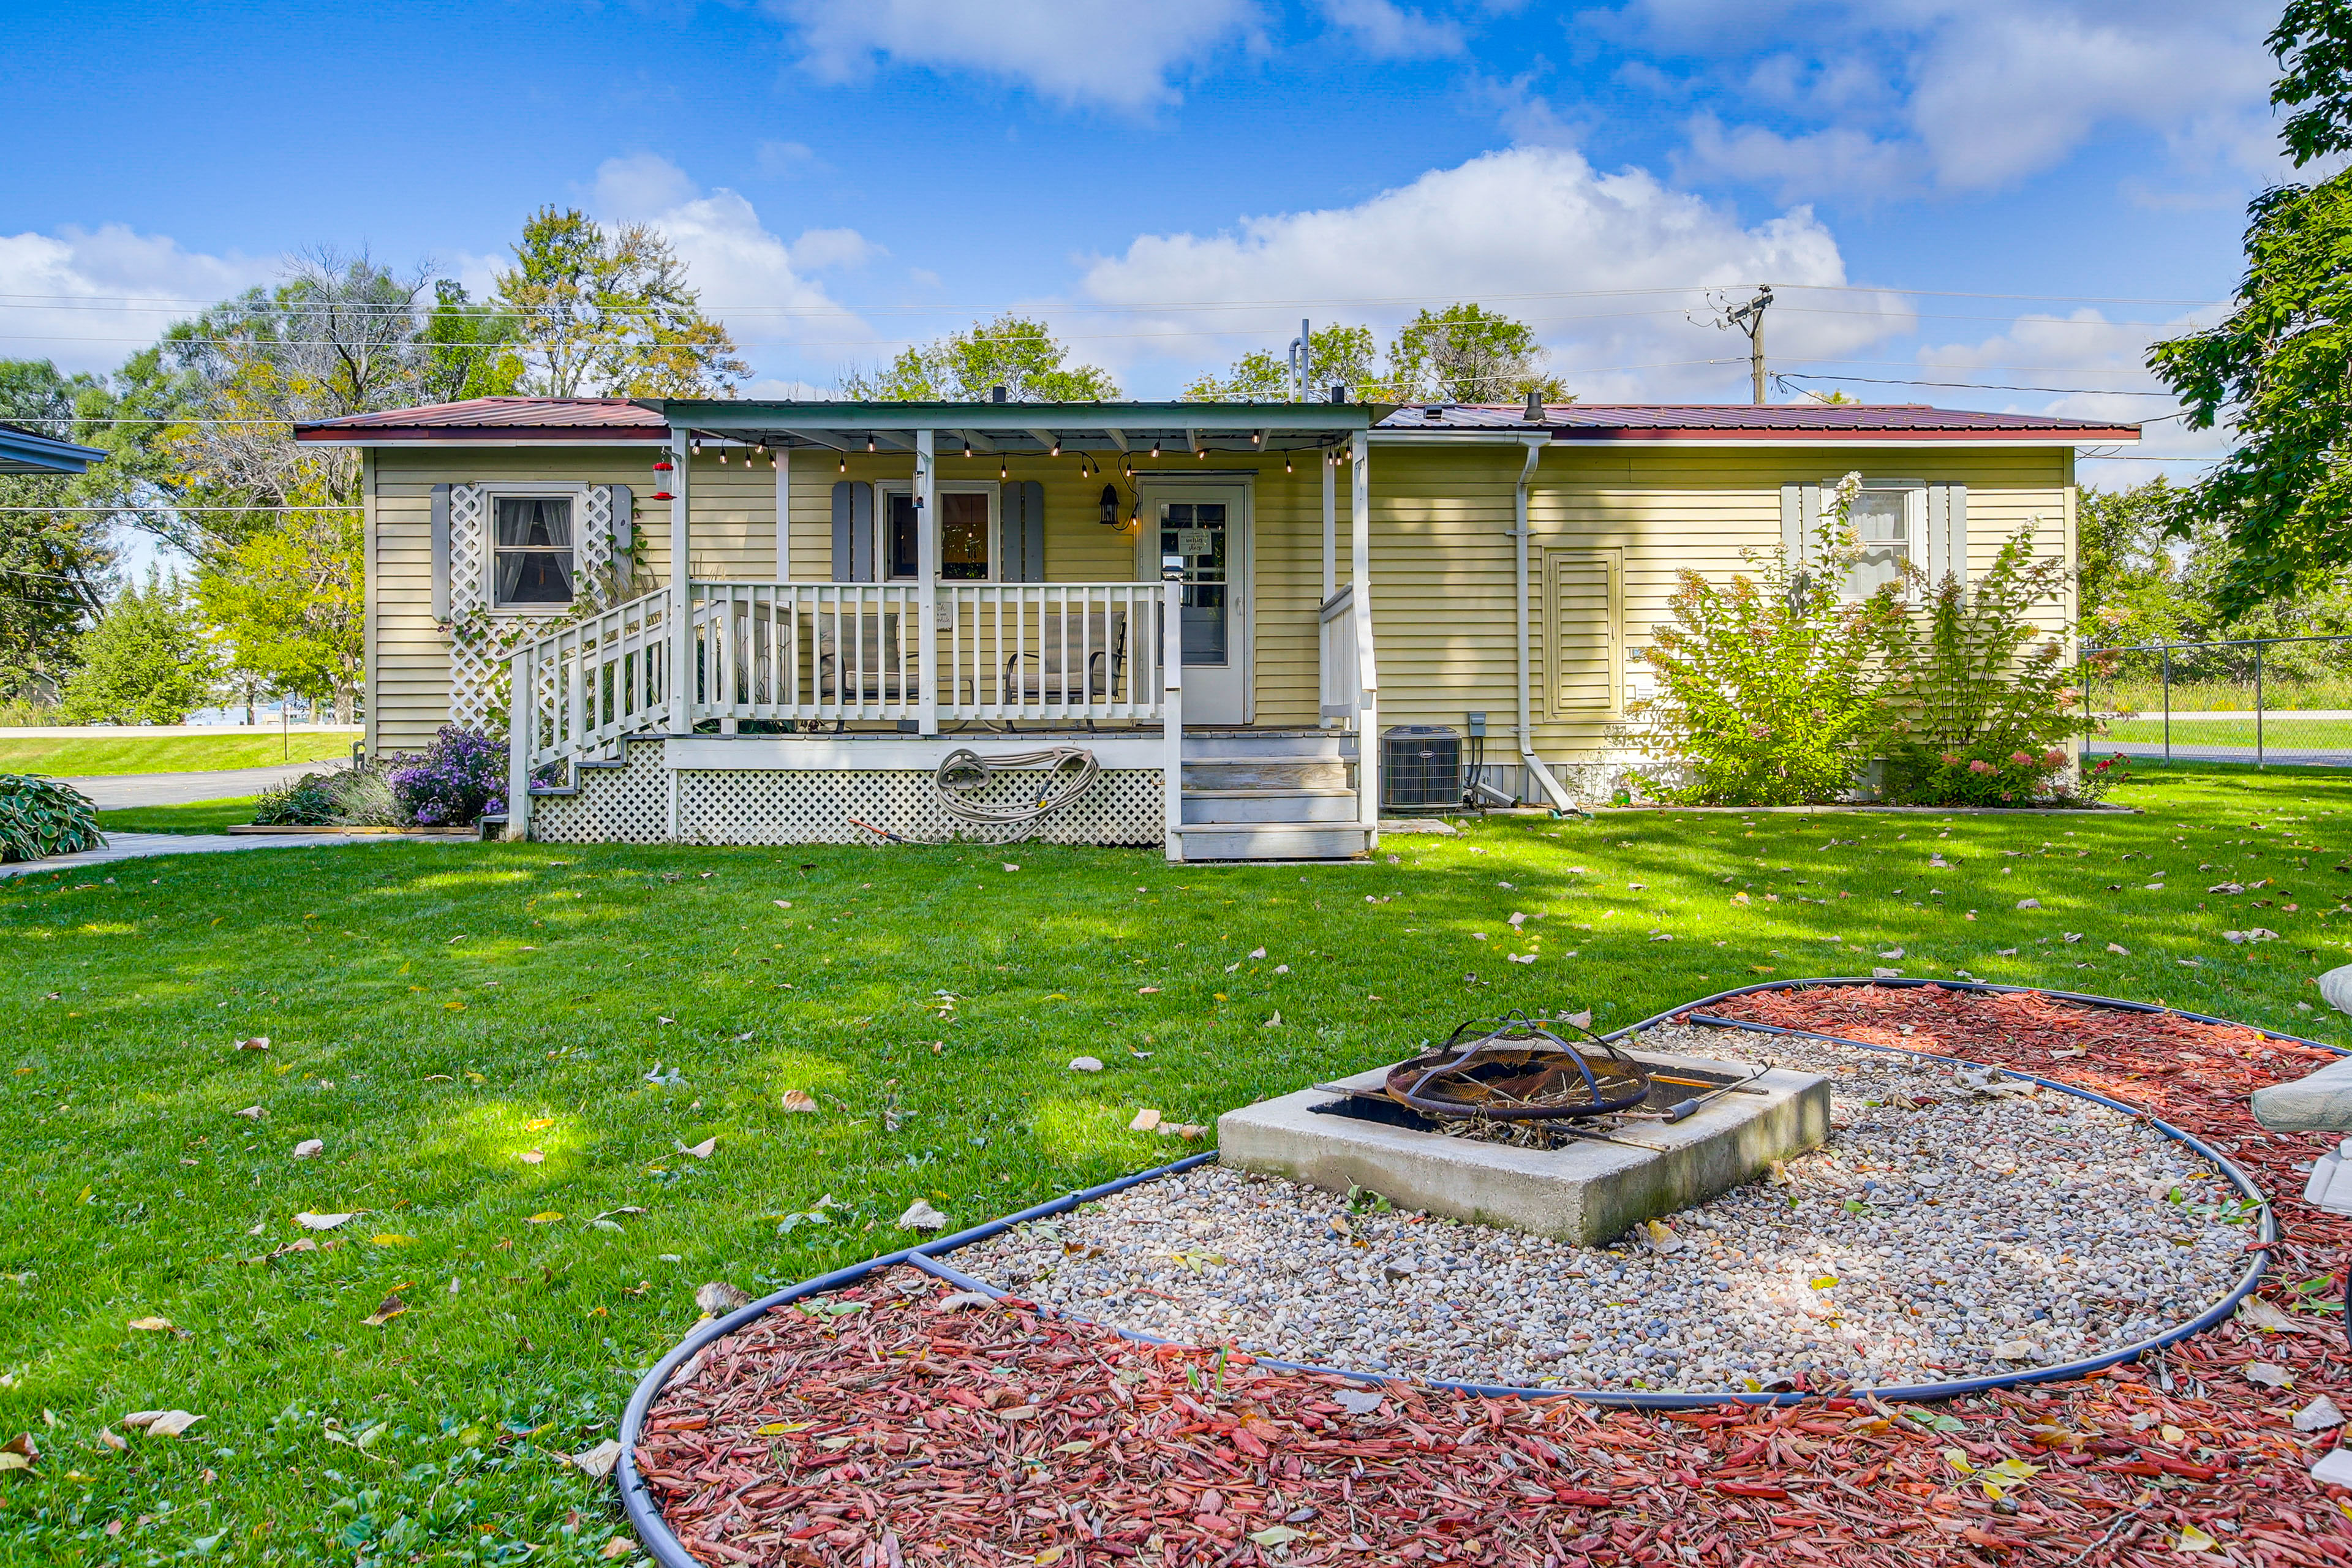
[617,980,2306,1566]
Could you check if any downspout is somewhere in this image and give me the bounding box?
[1513,435,1579,813]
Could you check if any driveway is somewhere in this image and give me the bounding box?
[60,761,334,809]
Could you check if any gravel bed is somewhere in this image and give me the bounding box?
[949,1023,2256,1394]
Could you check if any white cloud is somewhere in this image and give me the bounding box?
[587,155,867,368]
[766,0,1264,112]
[1068,145,1909,401]
[1603,1,2283,200]
[0,224,277,375]
[755,140,822,178]
[789,227,884,271]
[1316,0,1464,58]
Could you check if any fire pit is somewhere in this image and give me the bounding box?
[1218,1020,1830,1245]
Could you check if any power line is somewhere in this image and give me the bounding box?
[1774,371,2179,397]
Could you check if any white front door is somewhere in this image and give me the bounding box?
[1139,480,1251,726]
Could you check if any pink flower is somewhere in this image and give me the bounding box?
[1939,752,1962,766]
[2009,751,2035,767]
[1968,759,1995,775]
[2042,748,2065,767]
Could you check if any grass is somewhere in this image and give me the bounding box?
[0,734,358,778]
[4,762,2350,1563]
[2103,715,2352,748]
[94,798,263,835]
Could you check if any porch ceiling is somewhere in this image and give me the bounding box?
[640,399,1382,455]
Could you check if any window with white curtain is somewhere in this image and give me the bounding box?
[492,495,575,607]
[1844,484,1918,598]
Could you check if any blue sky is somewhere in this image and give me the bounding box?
[0,0,2295,481]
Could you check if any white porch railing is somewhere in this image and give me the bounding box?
[686,580,1166,726]
[507,587,676,813]
[1319,586,1360,722]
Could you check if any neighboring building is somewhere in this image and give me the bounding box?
[0,422,105,475]
[296,395,2138,860]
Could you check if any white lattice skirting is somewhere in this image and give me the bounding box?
[529,738,1163,846]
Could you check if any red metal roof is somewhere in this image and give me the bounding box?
[1379,402,2140,441]
[295,398,669,442]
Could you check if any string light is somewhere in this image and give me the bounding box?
[1196,446,1207,460]
[999,456,1008,480]
[690,439,701,456]
[1050,439,1061,457]
[962,441,972,458]
[866,437,875,453]
[1285,454,1293,474]
[838,454,846,473]
[1149,442,1160,458]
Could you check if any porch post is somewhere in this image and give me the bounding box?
[1350,431,1378,839]
[1162,564,1185,863]
[505,644,533,842]
[1321,449,1336,601]
[916,429,938,734]
[666,429,692,737]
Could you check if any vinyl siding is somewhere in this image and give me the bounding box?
[366,439,2075,764]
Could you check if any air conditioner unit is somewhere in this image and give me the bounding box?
[1381,725,1462,812]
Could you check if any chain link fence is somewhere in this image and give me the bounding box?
[2083,634,2352,767]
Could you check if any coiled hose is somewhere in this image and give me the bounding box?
[929,746,1101,837]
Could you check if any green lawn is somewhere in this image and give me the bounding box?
[94,797,264,835]
[2105,714,2352,748]
[0,733,358,778]
[4,764,2349,1563]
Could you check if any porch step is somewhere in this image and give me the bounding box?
[1175,823,1371,861]
[1181,788,1360,825]
[1181,729,1356,761]
[1182,756,1350,791]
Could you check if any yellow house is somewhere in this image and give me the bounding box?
[296,395,2139,860]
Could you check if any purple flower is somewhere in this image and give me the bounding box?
[386,725,507,827]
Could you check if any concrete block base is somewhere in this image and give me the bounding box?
[1216,1046,1831,1246]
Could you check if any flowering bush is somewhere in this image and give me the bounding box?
[386,725,507,826]
[1632,474,1907,805]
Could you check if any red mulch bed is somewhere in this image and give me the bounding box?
[635,986,2352,1567]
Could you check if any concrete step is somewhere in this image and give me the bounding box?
[1174,823,1371,861]
[1181,788,1360,825]
[1182,729,1355,761]
[1182,758,1351,791]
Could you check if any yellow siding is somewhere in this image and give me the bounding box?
[366,439,2075,766]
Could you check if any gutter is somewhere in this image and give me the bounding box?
[1511,436,1579,813]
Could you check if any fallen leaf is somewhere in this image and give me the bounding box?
[292,1139,323,1159]
[897,1199,949,1232]
[1248,946,1267,959]
[1068,1057,1104,1072]
[126,1317,173,1333]
[1002,863,1019,872]
[1250,1525,1306,1547]
[523,1117,554,1131]
[361,1295,407,1328]
[780,1090,818,1113]
[2239,1296,2325,1335]
[1136,986,1160,994]
[235,1037,270,1052]
[121,1410,202,1438]
[2176,1523,2218,1554]
[2106,943,2130,955]
[1564,1009,1593,1029]
[599,1539,633,1561]
[1128,1109,1163,1133]
[2297,1394,2345,1431]
[568,1439,622,1480]
[97,1428,125,1452]
[695,1281,750,1315]
[518,1149,546,1166]
[526,1211,564,1224]
[678,1137,717,1159]
[1262,1011,1284,1026]
[231,1106,263,1120]
[2247,1362,2293,1389]
[293,1212,357,1231]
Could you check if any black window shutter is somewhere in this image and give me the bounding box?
[832,480,876,582]
[1000,480,1047,582]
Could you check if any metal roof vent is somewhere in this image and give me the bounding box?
[1524,389,1546,421]
[1423,404,1444,419]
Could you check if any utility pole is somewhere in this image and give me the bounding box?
[1724,286,1773,405]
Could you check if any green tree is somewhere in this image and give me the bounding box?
[59,573,223,725]
[495,208,748,398]
[419,280,526,404]
[1385,304,1566,404]
[840,314,1117,402]
[2147,2,2352,614]
[2077,478,2195,643]
[0,360,118,705]
[1183,323,1380,401]
[197,510,364,722]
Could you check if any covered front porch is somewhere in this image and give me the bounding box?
[501,400,1384,860]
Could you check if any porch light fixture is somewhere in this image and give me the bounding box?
[1098,483,1119,527]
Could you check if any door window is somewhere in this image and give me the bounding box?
[1161,500,1229,665]
[886,490,992,579]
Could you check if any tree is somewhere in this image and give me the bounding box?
[1385,304,1566,404]
[494,208,748,397]
[2077,478,2194,643]
[840,314,1117,402]
[59,572,222,725]
[1184,323,1379,401]
[0,360,118,704]
[2147,3,2352,614]
[418,280,526,404]
[197,509,364,722]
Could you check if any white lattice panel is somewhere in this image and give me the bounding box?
[528,738,1163,847]
[444,484,622,734]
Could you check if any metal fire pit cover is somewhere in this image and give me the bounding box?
[1384,1012,1652,1121]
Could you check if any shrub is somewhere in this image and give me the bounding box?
[0,774,104,862]
[1632,475,1906,805]
[385,726,506,826]
[251,766,406,827]
[1878,524,2096,805]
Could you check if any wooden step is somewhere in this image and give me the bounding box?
[1173,823,1371,861]
[1180,788,1360,825]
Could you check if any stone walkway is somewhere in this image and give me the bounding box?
[0,832,466,879]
